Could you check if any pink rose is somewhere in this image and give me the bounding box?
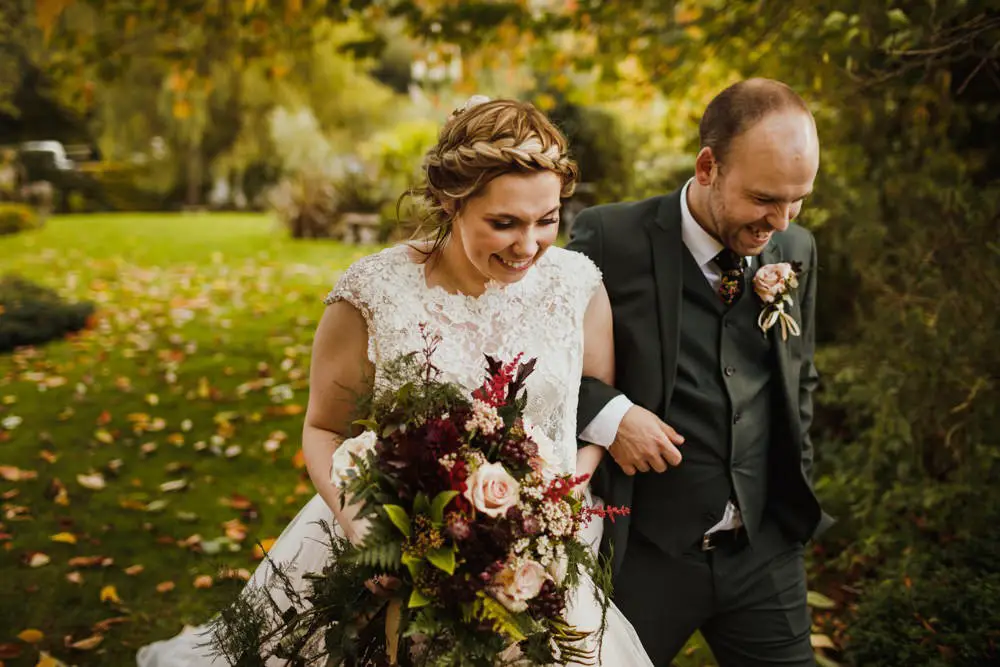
[753,262,794,303]
[491,558,548,612]
[464,461,520,518]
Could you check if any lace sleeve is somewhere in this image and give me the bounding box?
[563,248,603,314]
[322,255,379,362]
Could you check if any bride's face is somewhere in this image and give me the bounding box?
[450,170,562,286]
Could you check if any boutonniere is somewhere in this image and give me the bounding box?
[753,262,803,341]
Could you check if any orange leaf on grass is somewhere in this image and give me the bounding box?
[66,634,103,650]
[16,629,44,644]
[68,555,113,568]
[0,466,37,482]
[267,404,304,416]
[156,581,175,593]
[124,564,144,576]
[26,552,50,568]
[99,585,121,603]
[50,532,77,544]
[91,616,129,633]
[252,538,277,560]
[35,651,67,667]
[193,575,213,589]
[76,472,106,490]
[291,450,306,469]
[66,571,84,584]
[220,494,253,510]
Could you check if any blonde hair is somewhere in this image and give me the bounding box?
[406,98,578,256]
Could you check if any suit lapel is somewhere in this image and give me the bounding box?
[647,190,684,407]
[758,242,797,423]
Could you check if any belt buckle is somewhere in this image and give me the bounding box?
[701,533,715,551]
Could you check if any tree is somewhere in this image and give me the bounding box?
[27,0,397,206]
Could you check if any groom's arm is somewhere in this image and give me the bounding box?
[566,208,626,442]
[797,234,820,483]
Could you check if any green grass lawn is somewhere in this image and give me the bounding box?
[0,213,716,666]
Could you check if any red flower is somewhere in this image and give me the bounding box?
[473,353,524,407]
[543,474,590,503]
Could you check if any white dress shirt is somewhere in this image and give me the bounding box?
[579,179,747,533]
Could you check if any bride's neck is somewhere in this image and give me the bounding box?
[425,238,490,297]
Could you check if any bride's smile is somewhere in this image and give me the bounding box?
[434,170,563,294]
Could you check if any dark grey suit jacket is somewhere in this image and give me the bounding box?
[567,188,832,574]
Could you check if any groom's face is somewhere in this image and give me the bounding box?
[704,110,819,256]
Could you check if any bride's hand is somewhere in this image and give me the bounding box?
[345,517,372,547]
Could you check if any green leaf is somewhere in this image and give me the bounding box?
[807,590,837,610]
[886,8,908,27]
[383,505,411,538]
[429,490,459,523]
[396,381,414,402]
[401,552,424,579]
[351,418,379,432]
[408,587,431,608]
[426,546,456,575]
[475,594,526,642]
[413,492,430,517]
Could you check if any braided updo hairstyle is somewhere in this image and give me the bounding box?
[409,97,579,257]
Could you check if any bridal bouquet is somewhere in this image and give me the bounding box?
[210,329,624,666]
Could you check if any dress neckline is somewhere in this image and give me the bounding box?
[389,243,541,305]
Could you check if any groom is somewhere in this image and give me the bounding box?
[568,78,832,666]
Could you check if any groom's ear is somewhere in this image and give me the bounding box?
[694,147,718,186]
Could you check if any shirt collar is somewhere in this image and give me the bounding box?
[679,178,752,269]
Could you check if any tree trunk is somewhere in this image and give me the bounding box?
[185,146,202,208]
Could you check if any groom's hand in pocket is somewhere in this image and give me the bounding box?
[609,405,684,475]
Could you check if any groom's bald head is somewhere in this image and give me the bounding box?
[699,78,815,167]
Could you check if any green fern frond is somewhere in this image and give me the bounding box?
[473,595,527,643]
[350,541,402,569]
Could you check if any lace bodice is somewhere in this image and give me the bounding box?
[324,244,601,474]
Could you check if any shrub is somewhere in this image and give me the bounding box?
[0,276,95,352]
[0,203,41,235]
[845,529,1000,666]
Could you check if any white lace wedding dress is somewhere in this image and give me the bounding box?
[137,244,652,667]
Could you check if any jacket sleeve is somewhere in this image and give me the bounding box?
[566,208,625,441]
[797,234,820,482]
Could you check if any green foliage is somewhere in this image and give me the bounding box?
[0,202,40,235]
[547,99,634,202]
[845,527,1000,666]
[0,274,95,352]
[474,593,529,643]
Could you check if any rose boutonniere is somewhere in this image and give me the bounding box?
[753,262,803,341]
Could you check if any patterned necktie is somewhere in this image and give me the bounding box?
[714,248,745,306]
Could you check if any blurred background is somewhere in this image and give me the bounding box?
[0,1,997,665]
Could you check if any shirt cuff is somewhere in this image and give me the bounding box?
[578,394,634,448]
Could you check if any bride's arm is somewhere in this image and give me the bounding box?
[578,281,615,480]
[302,300,375,545]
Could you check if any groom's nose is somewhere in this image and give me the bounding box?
[767,204,793,232]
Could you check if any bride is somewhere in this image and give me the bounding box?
[137,97,652,666]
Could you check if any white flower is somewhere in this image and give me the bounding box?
[330,430,378,488]
[465,399,504,435]
[2,415,22,430]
